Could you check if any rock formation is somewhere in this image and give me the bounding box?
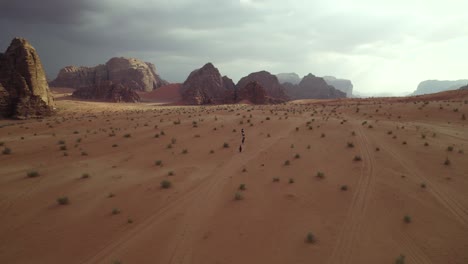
[284,74,346,99]
[236,71,288,101]
[236,81,267,104]
[50,57,168,92]
[181,63,232,105]
[412,80,468,95]
[276,73,301,85]
[222,76,235,90]
[460,84,468,90]
[322,76,353,97]
[72,81,140,102]
[0,38,54,118]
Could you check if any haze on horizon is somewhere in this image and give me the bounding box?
[1,0,467,96]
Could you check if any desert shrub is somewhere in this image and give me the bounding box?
[316,171,325,179]
[321,133,325,138]
[168,171,174,176]
[353,155,362,161]
[403,215,411,223]
[155,160,163,166]
[112,144,118,147]
[57,196,69,205]
[347,142,354,148]
[294,153,301,159]
[58,140,65,145]
[60,145,67,151]
[395,255,405,264]
[447,146,454,152]
[123,133,131,138]
[234,192,243,200]
[171,137,177,144]
[420,183,426,188]
[239,184,246,190]
[182,149,188,154]
[3,147,12,154]
[272,177,280,182]
[112,208,121,215]
[81,151,88,156]
[284,160,290,166]
[340,185,348,191]
[305,232,316,244]
[166,144,172,149]
[289,178,294,184]
[161,180,172,189]
[27,170,40,178]
[444,157,450,166]
[210,150,214,154]
[223,142,229,148]
[81,173,90,179]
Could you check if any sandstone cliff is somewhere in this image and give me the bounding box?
[50,57,168,92]
[284,74,346,99]
[236,71,288,101]
[412,79,468,95]
[72,81,140,102]
[0,38,54,118]
[181,63,232,105]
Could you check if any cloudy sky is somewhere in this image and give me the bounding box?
[1,0,467,95]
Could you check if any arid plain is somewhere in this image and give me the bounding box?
[0,89,467,264]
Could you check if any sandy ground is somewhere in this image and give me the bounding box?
[0,90,467,264]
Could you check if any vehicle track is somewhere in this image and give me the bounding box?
[327,124,376,263]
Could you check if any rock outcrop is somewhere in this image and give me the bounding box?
[322,76,353,97]
[276,72,301,85]
[0,38,54,118]
[72,81,140,102]
[459,84,468,90]
[236,71,288,101]
[50,57,168,92]
[236,81,267,104]
[412,80,468,95]
[181,63,233,105]
[284,74,346,99]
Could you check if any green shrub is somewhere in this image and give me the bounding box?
[81,173,90,179]
[234,192,243,200]
[155,160,163,166]
[112,208,121,215]
[239,184,246,190]
[403,215,411,223]
[57,196,69,205]
[161,180,172,189]
[223,142,229,148]
[305,232,316,244]
[123,133,131,138]
[2,147,11,155]
[395,255,405,264]
[27,170,40,178]
[316,171,325,179]
[353,155,362,161]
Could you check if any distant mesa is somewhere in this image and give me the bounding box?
[283,73,346,99]
[50,57,168,92]
[277,73,353,97]
[181,62,233,105]
[460,84,468,90]
[72,81,140,103]
[236,71,288,101]
[0,37,55,119]
[412,79,468,95]
[322,76,353,97]
[276,73,301,85]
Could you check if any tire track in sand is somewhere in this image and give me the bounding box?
[377,138,468,227]
[81,118,303,264]
[327,125,376,264]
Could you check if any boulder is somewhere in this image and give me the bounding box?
[236,71,288,101]
[72,81,140,102]
[0,38,54,118]
[50,57,168,92]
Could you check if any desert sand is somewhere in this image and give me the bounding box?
[0,89,467,264]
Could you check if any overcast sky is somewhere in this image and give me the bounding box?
[1,0,467,95]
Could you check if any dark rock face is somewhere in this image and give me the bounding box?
[236,71,288,101]
[181,63,232,105]
[222,76,235,90]
[50,57,168,92]
[322,76,353,97]
[276,73,301,85]
[460,84,468,90]
[237,81,267,104]
[413,80,468,95]
[0,38,54,118]
[72,81,140,102]
[284,74,346,99]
